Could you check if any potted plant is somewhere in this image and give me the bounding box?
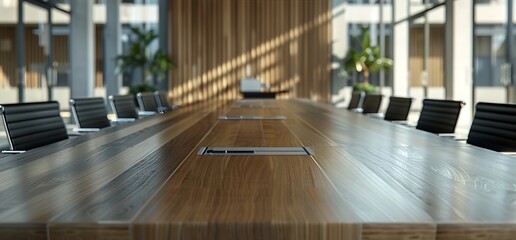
[116,27,175,95]
[343,25,393,94]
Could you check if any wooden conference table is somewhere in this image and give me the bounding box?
[0,99,515,240]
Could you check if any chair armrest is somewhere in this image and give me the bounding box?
[438,133,456,137]
[111,118,136,123]
[73,128,101,133]
[67,132,85,137]
[157,107,167,114]
[366,113,384,118]
[501,152,516,157]
[437,133,468,141]
[394,121,416,128]
[158,105,181,113]
[2,150,26,154]
[138,111,157,116]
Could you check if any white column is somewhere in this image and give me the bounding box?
[104,0,122,98]
[452,0,473,129]
[331,1,349,105]
[393,0,409,97]
[70,0,95,98]
[444,0,453,99]
[157,0,169,91]
[507,0,516,103]
[16,0,25,102]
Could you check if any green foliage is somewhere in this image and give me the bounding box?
[148,49,174,80]
[343,25,393,84]
[115,27,176,87]
[353,82,377,94]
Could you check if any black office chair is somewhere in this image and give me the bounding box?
[136,92,160,113]
[109,95,139,121]
[466,102,516,152]
[154,91,177,112]
[416,99,465,134]
[70,97,111,132]
[384,96,413,121]
[0,101,68,153]
[347,92,364,110]
[361,94,383,114]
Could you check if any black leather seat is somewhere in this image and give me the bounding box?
[467,102,516,152]
[0,101,68,151]
[109,95,139,119]
[154,91,175,112]
[361,94,383,114]
[347,92,364,110]
[70,97,111,130]
[384,97,413,121]
[416,99,465,134]
[137,92,159,112]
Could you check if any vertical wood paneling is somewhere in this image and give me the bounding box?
[95,26,103,88]
[0,26,16,88]
[168,0,332,104]
[409,25,444,87]
[25,27,45,88]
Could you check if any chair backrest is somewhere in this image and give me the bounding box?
[70,97,110,129]
[109,95,138,119]
[384,96,413,121]
[347,92,364,110]
[361,94,383,114]
[0,101,68,151]
[154,91,172,111]
[467,102,516,152]
[416,99,465,134]
[136,92,158,112]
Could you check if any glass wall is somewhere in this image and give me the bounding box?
[346,23,393,87]
[117,0,159,88]
[95,0,158,3]
[0,0,162,105]
[474,0,511,104]
[475,25,508,87]
[346,0,392,4]
[331,0,394,106]
[0,2,58,104]
[52,0,71,86]
[407,2,445,100]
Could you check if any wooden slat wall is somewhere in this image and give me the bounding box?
[409,25,445,87]
[0,26,16,88]
[95,26,104,87]
[168,0,332,104]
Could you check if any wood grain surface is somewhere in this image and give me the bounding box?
[0,99,515,240]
